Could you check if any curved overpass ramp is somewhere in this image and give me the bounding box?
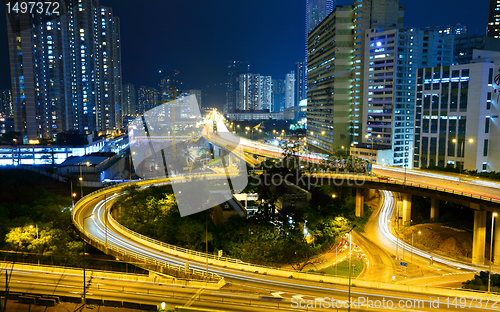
[70,111,500,297]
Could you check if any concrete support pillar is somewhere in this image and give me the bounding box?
[494,215,500,264]
[401,193,412,226]
[355,188,364,218]
[430,198,440,220]
[367,189,376,199]
[472,210,487,265]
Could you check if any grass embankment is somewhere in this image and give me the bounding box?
[311,258,364,278]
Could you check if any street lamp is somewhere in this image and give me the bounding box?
[489,212,498,292]
[30,224,38,239]
[411,230,421,274]
[347,224,357,312]
[404,151,408,185]
[82,214,94,304]
[79,161,91,198]
[452,138,474,180]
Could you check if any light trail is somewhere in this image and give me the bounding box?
[378,190,489,272]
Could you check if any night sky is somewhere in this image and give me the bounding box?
[0,0,490,110]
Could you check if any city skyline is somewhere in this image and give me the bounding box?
[0,0,490,111]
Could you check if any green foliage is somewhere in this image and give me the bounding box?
[0,131,21,144]
[116,157,370,268]
[311,258,364,278]
[55,130,88,146]
[463,271,500,292]
[5,224,83,257]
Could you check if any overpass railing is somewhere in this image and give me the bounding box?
[71,178,223,282]
[72,170,500,285]
[310,173,500,204]
[107,213,247,265]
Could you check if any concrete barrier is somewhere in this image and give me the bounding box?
[18,296,36,304]
[0,261,223,290]
[74,176,499,299]
[37,298,56,306]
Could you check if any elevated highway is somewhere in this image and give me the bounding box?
[207,110,500,265]
[71,177,500,311]
[64,110,500,309]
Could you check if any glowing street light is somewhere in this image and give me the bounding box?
[82,214,94,304]
[452,138,474,180]
[347,225,357,312]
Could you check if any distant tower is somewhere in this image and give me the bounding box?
[295,61,306,105]
[122,84,137,117]
[285,72,295,109]
[225,61,250,114]
[488,0,500,38]
[272,79,285,113]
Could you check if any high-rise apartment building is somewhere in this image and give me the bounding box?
[5,0,122,140]
[307,0,404,153]
[0,90,13,117]
[306,0,335,34]
[272,79,285,113]
[225,61,250,114]
[259,76,273,111]
[137,86,159,114]
[295,61,307,107]
[96,6,122,132]
[488,0,500,38]
[159,78,172,101]
[238,74,259,111]
[237,74,272,111]
[414,50,500,172]
[362,28,453,167]
[285,72,295,109]
[453,35,500,65]
[122,84,137,117]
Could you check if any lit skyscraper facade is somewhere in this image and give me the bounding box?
[453,34,500,65]
[259,76,273,111]
[363,28,453,167]
[95,6,122,132]
[1,90,13,117]
[414,50,500,172]
[237,74,272,111]
[272,79,285,112]
[307,0,404,153]
[306,0,335,33]
[285,71,295,109]
[488,0,500,38]
[5,0,122,140]
[295,61,307,106]
[122,84,136,117]
[137,86,158,114]
[225,61,250,114]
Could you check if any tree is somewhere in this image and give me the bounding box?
[0,131,21,144]
[5,224,73,256]
[55,130,88,146]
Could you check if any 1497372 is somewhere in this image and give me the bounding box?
[6,2,60,15]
